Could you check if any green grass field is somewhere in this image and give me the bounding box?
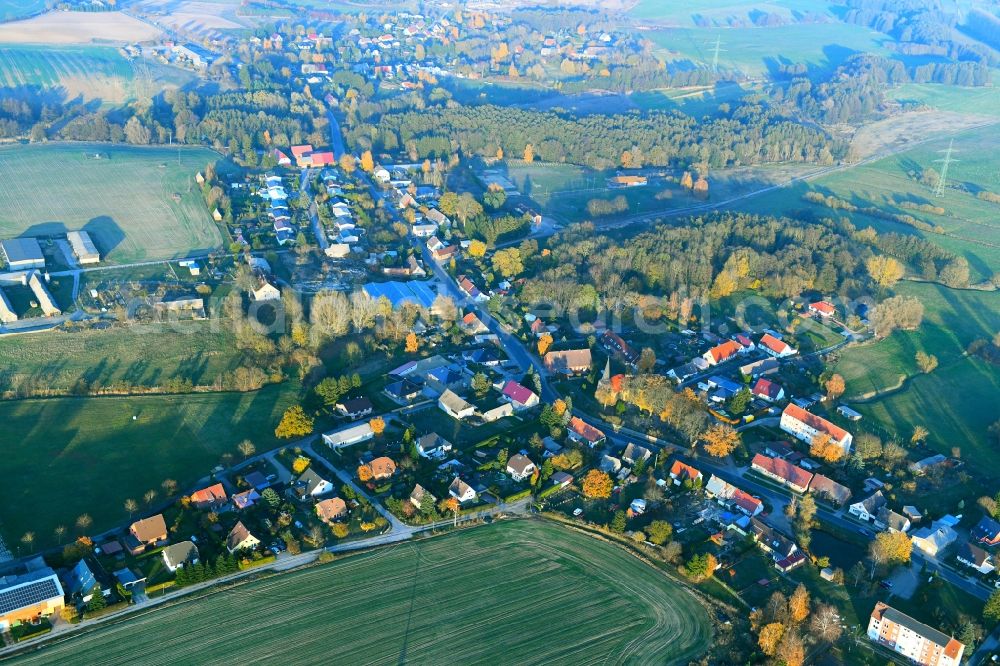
[834,282,1000,460]
[13,520,712,665]
[735,124,1000,281]
[649,23,891,76]
[888,82,1000,118]
[0,45,192,104]
[0,382,301,548]
[630,0,834,24]
[0,322,246,394]
[0,143,225,264]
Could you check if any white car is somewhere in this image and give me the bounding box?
[572,508,584,517]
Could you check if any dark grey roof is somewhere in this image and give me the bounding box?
[0,569,62,614]
[881,606,953,647]
[162,541,199,568]
[0,237,43,264]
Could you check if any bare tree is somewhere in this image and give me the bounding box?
[75,514,92,535]
[162,479,178,496]
[238,439,256,460]
[20,532,34,554]
[810,603,843,644]
[54,525,66,545]
[143,489,157,506]
[124,498,138,519]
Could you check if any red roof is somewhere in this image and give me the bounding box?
[782,403,850,443]
[810,301,835,316]
[568,416,605,444]
[752,454,813,489]
[759,333,791,355]
[732,489,762,514]
[530,319,545,333]
[736,334,753,347]
[706,340,741,363]
[669,460,701,481]
[290,144,313,158]
[752,378,782,400]
[502,380,536,405]
[190,483,227,506]
[309,151,335,166]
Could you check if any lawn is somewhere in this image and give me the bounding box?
[0,382,301,549]
[630,0,834,25]
[0,322,247,394]
[0,143,226,264]
[13,520,713,665]
[888,83,1000,118]
[0,45,192,105]
[834,282,1000,461]
[735,124,1000,281]
[648,22,892,77]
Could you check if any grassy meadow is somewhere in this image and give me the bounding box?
[0,143,224,264]
[888,83,1000,118]
[13,520,712,665]
[630,0,835,24]
[0,382,301,549]
[0,322,246,394]
[0,0,46,22]
[834,282,1000,461]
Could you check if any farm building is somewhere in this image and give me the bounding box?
[0,567,65,631]
[27,271,60,316]
[1,238,45,270]
[67,231,100,265]
[0,289,16,323]
[322,422,375,449]
[362,281,437,310]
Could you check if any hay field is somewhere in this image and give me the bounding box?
[13,520,713,665]
[0,143,224,264]
[0,45,192,104]
[0,10,161,44]
[134,0,247,39]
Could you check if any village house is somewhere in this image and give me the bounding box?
[190,483,228,509]
[543,349,592,375]
[702,339,741,366]
[779,403,853,455]
[751,377,784,402]
[621,443,652,466]
[251,278,281,302]
[600,330,639,365]
[972,516,1000,546]
[759,333,797,358]
[501,380,539,409]
[460,312,489,335]
[740,358,780,378]
[416,432,452,459]
[62,560,97,604]
[551,472,573,488]
[0,567,64,631]
[162,541,199,573]
[127,514,168,554]
[438,389,475,420]
[809,301,836,318]
[367,456,397,481]
[232,488,261,510]
[704,476,763,516]
[384,378,423,404]
[867,602,964,666]
[315,498,348,523]
[336,397,374,420]
[911,517,960,557]
[751,454,813,493]
[293,468,334,501]
[750,518,806,572]
[567,416,606,448]
[226,521,261,554]
[668,460,702,486]
[449,477,477,504]
[506,454,537,482]
[808,473,851,506]
[409,484,435,509]
[956,542,995,575]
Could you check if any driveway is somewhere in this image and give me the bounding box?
[887,560,920,600]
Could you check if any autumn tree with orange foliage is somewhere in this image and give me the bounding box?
[788,584,810,624]
[701,424,740,458]
[825,373,845,401]
[758,623,785,656]
[405,332,419,353]
[439,497,459,514]
[537,333,553,356]
[776,630,805,666]
[360,150,374,173]
[810,433,844,463]
[357,465,373,482]
[552,399,567,417]
[582,470,612,499]
[369,416,385,436]
[523,144,534,163]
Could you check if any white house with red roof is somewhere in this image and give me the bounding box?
[668,460,702,486]
[751,377,784,402]
[501,380,539,409]
[702,339,741,366]
[567,416,606,447]
[780,404,853,454]
[809,301,836,318]
[759,333,797,358]
[751,454,814,493]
